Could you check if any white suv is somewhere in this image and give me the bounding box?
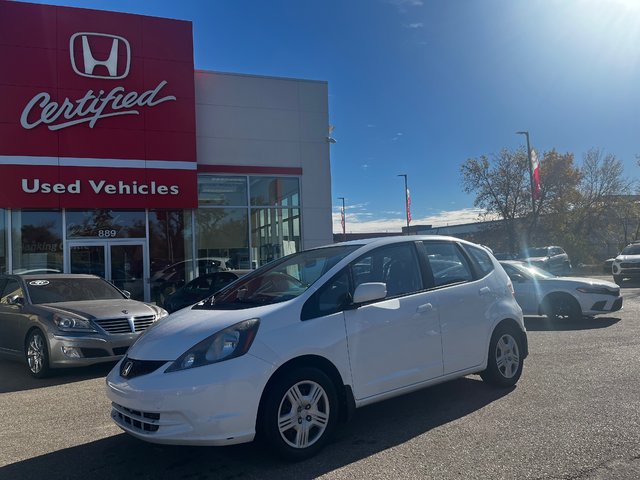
[106,236,527,460]
[612,242,640,285]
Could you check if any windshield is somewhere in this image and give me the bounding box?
[523,247,549,257]
[621,244,640,255]
[26,278,126,304]
[195,245,360,310]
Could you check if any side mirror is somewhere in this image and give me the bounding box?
[8,295,24,306]
[353,282,387,304]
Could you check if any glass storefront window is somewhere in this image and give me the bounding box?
[250,177,299,206]
[148,209,194,305]
[0,209,6,273]
[198,176,248,206]
[251,208,300,267]
[196,208,250,270]
[11,210,63,273]
[66,209,146,239]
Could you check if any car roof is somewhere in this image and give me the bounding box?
[331,234,475,248]
[7,273,102,280]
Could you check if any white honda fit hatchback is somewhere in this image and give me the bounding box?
[106,236,527,459]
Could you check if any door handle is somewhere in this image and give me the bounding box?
[479,286,491,296]
[417,303,433,313]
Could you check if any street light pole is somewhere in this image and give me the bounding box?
[516,131,535,213]
[337,196,346,241]
[398,174,410,234]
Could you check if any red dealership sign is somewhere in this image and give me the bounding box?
[0,1,197,208]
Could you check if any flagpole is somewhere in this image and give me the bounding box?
[516,131,535,213]
[398,174,410,235]
[337,196,346,241]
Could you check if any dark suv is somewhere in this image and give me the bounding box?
[520,246,571,275]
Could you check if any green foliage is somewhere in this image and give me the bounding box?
[460,146,637,264]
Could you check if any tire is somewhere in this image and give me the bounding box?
[25,329,51,379]
[542,294,582,320]
[259,367,338,461]
[480,324,524,388]
[613,275,623,286]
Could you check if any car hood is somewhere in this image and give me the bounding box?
[524,256,548,263]
[37,299,159,320]
[541,277,619,290]
[125,304,275,361]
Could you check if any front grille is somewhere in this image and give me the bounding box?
[620,263,640,269]
[119,356,167,379]
[94,315,156,334]
[612,297,623,312]
[112,403,160,433]
[112,346,129,356]
[133,315,155,332]
[80,348,109,358]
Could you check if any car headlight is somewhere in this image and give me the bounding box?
[576,287,616,295]
[165,318,260,373]
[53,314,96,332]
[156,307,169,320]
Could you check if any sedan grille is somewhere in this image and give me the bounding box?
[94,315,156,334]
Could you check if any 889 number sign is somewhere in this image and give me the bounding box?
[98,229,118,238]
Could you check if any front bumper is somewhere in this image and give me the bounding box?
[106,354,275,446]
[48,331,139,368]
[581,295,623,316]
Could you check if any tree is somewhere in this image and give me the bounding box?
[460,148,529,252]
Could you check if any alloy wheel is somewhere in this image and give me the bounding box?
[495,334,520,379]
[27,332,46,374]
[277,380,330,449]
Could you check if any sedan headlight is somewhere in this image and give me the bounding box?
[165,318,260,373]
[576,287,617,295]
[53,314,96,332]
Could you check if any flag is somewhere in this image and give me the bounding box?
[531,149,541,200]
[406,188,411,224]
[340,205,345,234]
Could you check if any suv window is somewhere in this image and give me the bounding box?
[301,270,351,320]
[421,241,474,287]
[465,245,495,277]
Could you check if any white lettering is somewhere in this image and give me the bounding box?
[89,179,106,193]
[20,81,176,131]
[22,179,82,194]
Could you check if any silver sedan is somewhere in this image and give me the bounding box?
[500,261,622,320]
[0,274,168,378]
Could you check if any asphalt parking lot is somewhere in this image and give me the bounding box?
[1,276,639,480]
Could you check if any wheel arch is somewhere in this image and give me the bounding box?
[256,354,355,431]
[538,291,580,316]
[491,317,528,360]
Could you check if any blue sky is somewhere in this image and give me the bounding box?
[27,0,640,233]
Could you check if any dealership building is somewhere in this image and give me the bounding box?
[0,1,333,302]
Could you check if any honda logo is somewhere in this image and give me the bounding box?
[121,360,133,377]
[69,32,131,80]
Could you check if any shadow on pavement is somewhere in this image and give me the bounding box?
[1,377,513,479]
[524,316,621,332]
[0,359,115,394]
